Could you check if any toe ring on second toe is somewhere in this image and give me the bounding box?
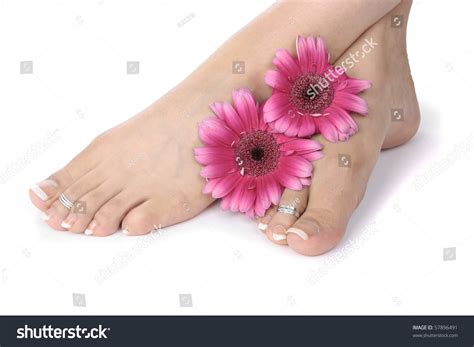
[59,193,74,210]
[277,204,300,218]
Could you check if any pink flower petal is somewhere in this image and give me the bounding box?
[246,209,256,218]
[315,36,329,73]
[194,147,234,165]
[275,133,298,145]
[284,115,302,137]
[280,138,323,152]
[296,35,310,73]
[255,177,270,210]
[264,70,291,92]
[338,132,350,141]
[198,118,237,146]
[222,102,246,134]
[316,118,339,143]
[333,91,369,115]
[280,156,313,177]
[274,114,292,134]
[200,162,237,179]
[273,49,301,77]
[332,104,358,131]
[232,89,253,131]
[326,107,351,134]
[276,170,303,190]
[239,183,256,213]
[212,174,241,199]
[241,89,259,129]
[203,178,219,194]
[300,177,312,186]
[301,150,324,161]
[254,180,271,217]
[297,116,316,137]
[262,175,281,205]
[221,195,232,211]
[229,179,247,212]
[337,78,371,94]
[263,93,292,123]
[306,36,317,72]
[257,103,270,130]
[210,102,226,121]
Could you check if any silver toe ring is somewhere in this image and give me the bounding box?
[277,204,300,218]
[59,193,74,210]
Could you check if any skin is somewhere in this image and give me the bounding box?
[258,0,420,255]
[28,0,419,255]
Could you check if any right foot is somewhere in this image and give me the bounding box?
[257,0,420,255]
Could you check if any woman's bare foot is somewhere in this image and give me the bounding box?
[29,1,402,236]
[258,0,420,255]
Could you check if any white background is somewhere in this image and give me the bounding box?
[0,0,473,315]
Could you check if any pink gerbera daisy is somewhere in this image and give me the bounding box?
[263,35,371,142]
[194,88,324,218]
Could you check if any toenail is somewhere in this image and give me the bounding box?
[30,180,58,201]
[61,214,77,229]
[287,227,309,240]
[271,224,287,241]
[273,233,287,241]
[85,220,96,235]
[41,212,51,221]
[122,227,129,235]
[258,223,268,231]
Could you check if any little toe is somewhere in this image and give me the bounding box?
[121,201,161,236]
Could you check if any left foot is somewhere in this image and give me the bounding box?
[257,0,420,255]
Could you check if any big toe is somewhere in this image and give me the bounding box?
[264,188,309,245]
[286,207,348,256]
[29,169,74,212]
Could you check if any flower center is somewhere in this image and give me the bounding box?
[289,73,335,115]
[234,130,280,176]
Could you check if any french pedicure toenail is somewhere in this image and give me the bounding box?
[30,179,58,201]
[272,225,287,241]
[258,215,272,231]
[273,233,287,241]
[41,212,51,221]
[85,220,97,235]
[286,228,309,241]
[61,214,77,229]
